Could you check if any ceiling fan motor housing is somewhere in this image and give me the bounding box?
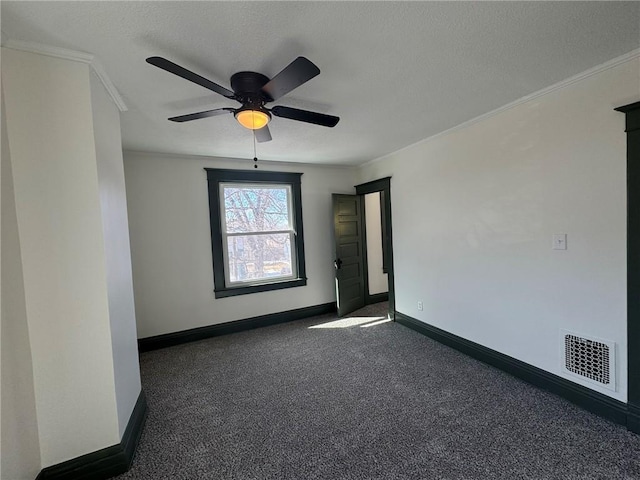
[230,71,273,104]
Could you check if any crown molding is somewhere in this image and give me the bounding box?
[2,39,94,63]
[89,60,128,112]
[361,47,640,169]
[1,39,128,112]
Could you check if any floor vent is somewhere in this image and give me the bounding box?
[561,330,615,391]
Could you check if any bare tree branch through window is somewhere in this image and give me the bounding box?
[221,184,295,283]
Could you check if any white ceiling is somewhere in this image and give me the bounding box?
[2,1,639,166]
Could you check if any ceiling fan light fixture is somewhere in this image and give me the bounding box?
[235,108,271,130]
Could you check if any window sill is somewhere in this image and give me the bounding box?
[213,278,307,298]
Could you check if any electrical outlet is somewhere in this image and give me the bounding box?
[417,301,423,311]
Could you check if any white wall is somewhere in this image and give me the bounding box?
[1,87,42,480]
[364,192,388,295]
[124,151,356,338]
[90,72,142,437]
[1,48,124,467]
[358,58,640,402]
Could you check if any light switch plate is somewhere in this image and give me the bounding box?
[553,234,567,250]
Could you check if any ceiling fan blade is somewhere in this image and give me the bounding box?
[254,125,272,143]
[146,56,235,98]
[261,57,320,101]
[271,106,339,127]
[168,108,234,122]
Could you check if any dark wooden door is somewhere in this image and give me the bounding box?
[332,194,365,317]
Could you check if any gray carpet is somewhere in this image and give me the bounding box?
[118,303,640,479]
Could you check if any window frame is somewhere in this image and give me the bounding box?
[219,182,297,287]
[205,168,307,298]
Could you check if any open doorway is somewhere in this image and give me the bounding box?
[332,177,394,319]
[361,191,389,305]
[356,177,394,321]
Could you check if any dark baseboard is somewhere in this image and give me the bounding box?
[138,302,337,352]
[367,292,389,305]
[395,312,629,427]
[36,390,148,480]
[120,391,148,468]
[628,404,640,434]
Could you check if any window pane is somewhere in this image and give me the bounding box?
[223,185,291,233]
[226,233,294,283]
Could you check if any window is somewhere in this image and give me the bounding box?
[205,168,306,298]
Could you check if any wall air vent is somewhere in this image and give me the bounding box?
[560,330,615,391]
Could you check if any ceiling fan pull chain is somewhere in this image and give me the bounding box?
[253,129,258,169]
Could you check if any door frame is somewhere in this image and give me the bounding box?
[616,101,640,434]
[355,177,395,319]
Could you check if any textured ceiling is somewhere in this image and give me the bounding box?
[2,1,639,166]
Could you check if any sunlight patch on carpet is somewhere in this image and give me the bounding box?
[309,316,386,329]
[360,318,392,328]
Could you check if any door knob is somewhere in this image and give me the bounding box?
[334,258,343,270]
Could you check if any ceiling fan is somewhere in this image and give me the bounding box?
[146,56,340,143]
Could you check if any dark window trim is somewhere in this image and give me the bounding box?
[205,168,307,298]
